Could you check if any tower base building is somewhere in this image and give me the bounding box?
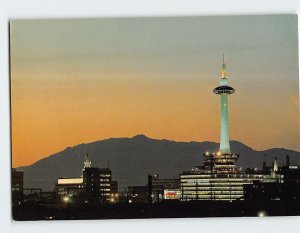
[180,153,283,201]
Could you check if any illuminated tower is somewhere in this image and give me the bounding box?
[82,152,92,176]
[213,55,235,154]
[83,152,92,169]
[273,156,278,172]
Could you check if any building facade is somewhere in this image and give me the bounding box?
[99,168,112,202]
[125,185,148,203]
[12,168,24,205]
[151,174,181,203]
[244,164,300,201]
[180,166,282,201]
[55,153,114,204]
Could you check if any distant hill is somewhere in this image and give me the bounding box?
[18,134,300,191]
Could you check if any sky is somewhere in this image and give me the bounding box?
[10,15,299,167]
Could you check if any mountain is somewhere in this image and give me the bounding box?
[18,134,300,192]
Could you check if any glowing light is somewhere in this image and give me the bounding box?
[221,61,227,79]
[129,199,132,203]
[63,196,69,203]
[205,151,209,156]
[258,210,267,217]
[217,152,221,156]
[57,178,83,185]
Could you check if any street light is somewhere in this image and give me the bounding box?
[257,210,268,217]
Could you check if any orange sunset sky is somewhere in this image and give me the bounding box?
[10,15,300,167]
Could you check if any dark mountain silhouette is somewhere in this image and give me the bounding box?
[18,134,300,191]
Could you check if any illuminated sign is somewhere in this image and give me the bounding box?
[164,189,181,199]
[57,178,83,184]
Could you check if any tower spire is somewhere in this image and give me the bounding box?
[221,53,227,79]
[273,156,278,172]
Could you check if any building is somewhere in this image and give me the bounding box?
[55,153,113,204]
[110,181,119,203]
[99,168,112,202]
[111,181,118,194]
[180,160,282,201]
[180,59,282,201]
[55,177,84,201]
[244,180,281,201]
[11,168,24,205]
[244,165,300,201]
[125,185,148,203]
[83,167,101,203]
[151,174,181,203]
[124,175,180,204]
[279,164,300,200]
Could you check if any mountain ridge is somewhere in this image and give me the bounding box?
[17,134,300,192]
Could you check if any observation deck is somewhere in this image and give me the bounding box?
[213,85,235,95]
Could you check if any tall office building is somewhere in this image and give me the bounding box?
[99,168,112,202]
[55,154,113,203]
[12,168,24,205]
[83,167,101,203]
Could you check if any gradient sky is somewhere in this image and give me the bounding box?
[11,15,299,167]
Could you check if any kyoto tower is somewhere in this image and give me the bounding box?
[213,55,235,154]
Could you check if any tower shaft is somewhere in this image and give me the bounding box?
[220,93,230,154]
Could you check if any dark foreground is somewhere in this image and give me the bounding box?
[13,200,300,221]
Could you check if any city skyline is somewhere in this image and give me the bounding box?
[10,15,299,167]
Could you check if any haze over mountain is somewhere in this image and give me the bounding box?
[18,135,300,191]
